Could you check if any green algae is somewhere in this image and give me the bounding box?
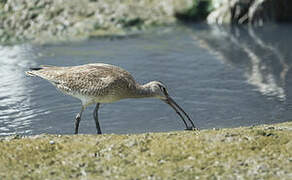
[0,122,291,179]
[176,0,213,21]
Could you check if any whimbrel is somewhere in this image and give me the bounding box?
[26,63,196,134]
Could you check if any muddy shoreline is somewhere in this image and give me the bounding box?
[0,0,202,44]
[1,0,291,44]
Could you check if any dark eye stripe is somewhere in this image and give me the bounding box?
[158,84,164,91]
[158,84,168,96]
[163,88,168,95]
[161,86,168,95]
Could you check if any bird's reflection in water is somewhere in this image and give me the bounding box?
[0,44,38,135]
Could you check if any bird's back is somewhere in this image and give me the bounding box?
[26,63,138,104]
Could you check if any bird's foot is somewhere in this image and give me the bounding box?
[185,126,200,135]
[185,126,199,131]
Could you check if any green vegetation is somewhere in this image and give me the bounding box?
[176,0,213,21]
[0,122,291,179]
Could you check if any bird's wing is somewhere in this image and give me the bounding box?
[27,64,137,96]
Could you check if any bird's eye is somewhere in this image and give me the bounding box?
[159,86,168,96]
[163,88,168,95]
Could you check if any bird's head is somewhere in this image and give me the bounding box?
[146,81,169,100]
[144,81,197,131]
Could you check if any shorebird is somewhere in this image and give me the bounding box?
[26,63,197,134]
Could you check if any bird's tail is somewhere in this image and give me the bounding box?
[25,65,56,76]
[25,67,43,76]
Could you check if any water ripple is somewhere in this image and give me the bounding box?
[0,44,38,135]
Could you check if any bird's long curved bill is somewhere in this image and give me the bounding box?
[163,97,197,130]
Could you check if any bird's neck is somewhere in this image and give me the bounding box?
[130,83,156,99]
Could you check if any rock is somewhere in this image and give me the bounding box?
[207,0,292,25]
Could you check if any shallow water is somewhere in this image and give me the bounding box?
[0,24,292,136]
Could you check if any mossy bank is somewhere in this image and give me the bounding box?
[0,122,291,179]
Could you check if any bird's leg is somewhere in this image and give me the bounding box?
[93,103,102,134]
[75,106,85,134]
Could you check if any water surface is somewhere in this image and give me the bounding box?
[1,24,292,135]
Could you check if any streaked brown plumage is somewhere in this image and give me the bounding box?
[26,63,196,134]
